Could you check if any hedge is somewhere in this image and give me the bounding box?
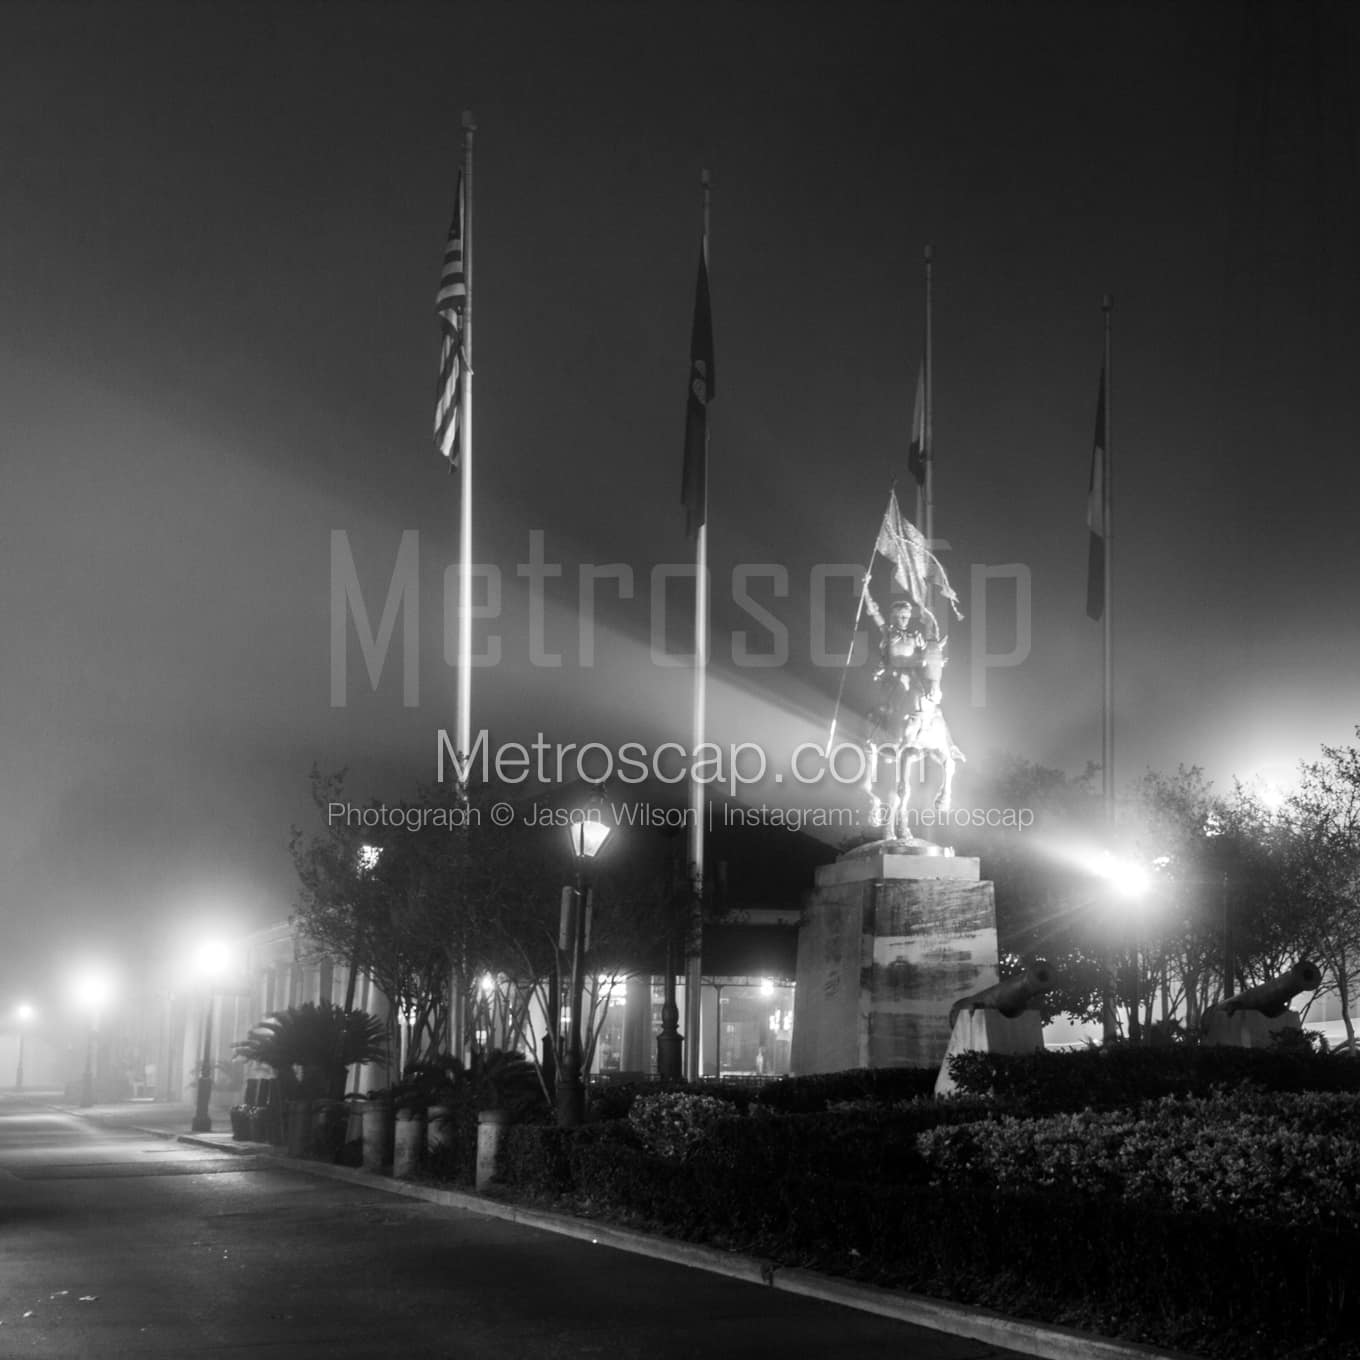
[947,1043,1360,1114]
[504,1128,1358,1356]
[498,1085,1360,1356]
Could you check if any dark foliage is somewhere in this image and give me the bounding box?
[946,1043,1360,1114]
[751,1066,940,1113]
[500,1112,1360,1357]
[233,1002,387,1102]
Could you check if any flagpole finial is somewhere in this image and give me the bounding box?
[924,242,933,262]
[461,109,477,131]
[700,168,710,188]
[1102,293,1112,313]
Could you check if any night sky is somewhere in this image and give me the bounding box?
[3,1,1358,1003]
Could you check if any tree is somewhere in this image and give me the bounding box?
[233,1001,387,1103]
[1286,730,1360,1049]
[290,770,691,1102]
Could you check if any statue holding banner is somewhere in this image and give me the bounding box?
[857,493,965,842]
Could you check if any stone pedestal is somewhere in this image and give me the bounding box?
[1203,1007,1301,1049]
[933,1008,1044,1097]
[791,843,998,1074]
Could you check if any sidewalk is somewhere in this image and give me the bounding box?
[56,1098,1193,1360]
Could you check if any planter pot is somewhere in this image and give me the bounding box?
[393,1108,425,1179]
[285,1100,310,1157]
[247,1107,271,1143]
[475,1108,510,1191]
[229,1107,250,1142]
[312,1100,347,1162]
[361,1099,394,1172]
[426,1104,455,1156]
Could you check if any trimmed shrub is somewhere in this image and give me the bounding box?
[918,1088,1360,1229]
[628,1092,735,1161]
[947,1042,1360,1114]
[587,1080,750,1123]
[753,1066,939,1113]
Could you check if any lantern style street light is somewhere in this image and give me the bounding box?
[556,790,613,1128]
[191,940,233,1133]
[14,1003,35,1090]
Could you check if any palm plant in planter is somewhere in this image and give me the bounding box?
[233,1001,387,1148]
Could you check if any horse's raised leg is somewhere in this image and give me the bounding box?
[894,752,920,840]
[933,753,956,815]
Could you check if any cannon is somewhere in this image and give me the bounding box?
[1207,960,1322,1022]
[948,964,1055,1030]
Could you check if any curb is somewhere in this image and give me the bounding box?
[211,1149,1193,1360]
[76,1111,1192,1360]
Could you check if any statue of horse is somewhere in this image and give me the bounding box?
[862,638,965,841]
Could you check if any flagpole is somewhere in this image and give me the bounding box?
[1101,294,1113,826]
[684,171,711,1083]
[456,111,476,772]
[923,244,934,569]
[827,512,888,749]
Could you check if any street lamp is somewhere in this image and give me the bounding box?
[14,1003,34,1090]
[191,940,233,1133]
[72,970,114,1108]
[556,790,613,1128]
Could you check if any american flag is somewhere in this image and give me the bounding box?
[434,171,467,466]
[1086,367,1106,620]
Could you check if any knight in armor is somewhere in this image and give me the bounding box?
[865,594,939,740]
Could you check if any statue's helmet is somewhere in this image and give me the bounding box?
[889,597,914,615]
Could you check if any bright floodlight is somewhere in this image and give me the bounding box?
[16,1002,35,1023]
[358,844,382,871]
[760,978,775,997]
[480,972,496,995]
[1092,850,1151,899]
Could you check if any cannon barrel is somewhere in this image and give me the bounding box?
[1213,960,1322,1020]
[949,964,1055,1029]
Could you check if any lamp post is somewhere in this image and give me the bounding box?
[556,790,612,1128]
[191,940,232,1133]
[14,1003,34,1090]
[72,971,113,1108]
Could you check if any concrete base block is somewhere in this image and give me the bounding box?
[393,1109,425,1179]
[475,1109,509,1191]
[933,1008,1044,1097]
[792,848,998,1074]
[1203,1007,1301,1049]
[361,1100,393,1172]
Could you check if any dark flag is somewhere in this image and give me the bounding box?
[1086,368,1107,620]
[681,240,714,537]
[907,363,926,487]
[434,171,467,466]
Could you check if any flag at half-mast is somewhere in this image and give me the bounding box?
[434,171,468,466]
[907,364,926,487]
[874,489,962,618]
[681,238,714,537]
[1086,368,1107,620]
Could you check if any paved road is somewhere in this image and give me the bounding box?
[0,1096,1030,1359]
